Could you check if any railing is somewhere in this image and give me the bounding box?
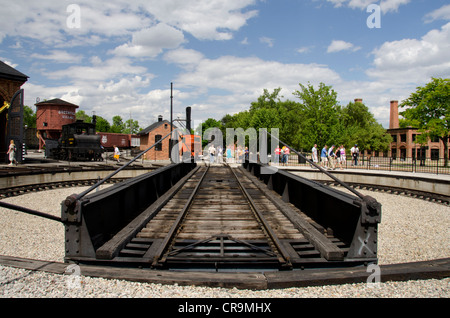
[273,154,450,175]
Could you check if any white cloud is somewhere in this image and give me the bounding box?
[112,23,185,59]
[163,48,205,71]
[367,22,450,83]
[168,53,341,95]
[424,4,450,23]
[140,0,259,41]
[0,0,258,45]
[325,0,410,13]
[327,40,361,53]
[30,50,83,64]
[44,57,149,82]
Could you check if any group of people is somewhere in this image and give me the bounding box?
[311,143,359,170]
[208,144,226,164]
[273,145,290,165]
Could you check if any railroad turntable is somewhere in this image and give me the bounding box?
[1,160,449,290]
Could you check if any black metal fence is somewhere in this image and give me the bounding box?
[275,154,450,175]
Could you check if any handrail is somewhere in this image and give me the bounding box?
[74,130,174,201]
[266,131,370,203]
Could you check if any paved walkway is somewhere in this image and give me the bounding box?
[277,165,450,182]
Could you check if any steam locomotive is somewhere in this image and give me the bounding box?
[46,118,103,161]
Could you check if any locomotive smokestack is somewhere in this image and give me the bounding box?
[186,106,191,133]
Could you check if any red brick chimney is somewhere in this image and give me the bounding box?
[389,100,399,129]
[354,98,363,103]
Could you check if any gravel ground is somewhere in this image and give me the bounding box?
[0,185,449,298]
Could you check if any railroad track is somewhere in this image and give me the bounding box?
[0,178,125,199]
[0,162,154,199]
[319,181,450,206]
[100,164,349,271]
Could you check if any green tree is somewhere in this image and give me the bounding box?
[76,110,91,123]
[400,77,450,166]
[340,100,392,153]
[23,105,36,128]
[196,118,223,148]
[110,115,125,133]
[293,82,341,150]
[94,116,111,132]
[123,119,141,134]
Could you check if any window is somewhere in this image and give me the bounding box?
[400,134,406,142]
[155,135,162,151]
[431,149,440,160]
[392,135,397,142]
[391,148,397,159]
[400,148,406,160]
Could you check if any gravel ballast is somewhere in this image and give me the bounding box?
[0,185,449,298]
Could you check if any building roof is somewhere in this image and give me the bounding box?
[138,119,176,136]
[35,98,79,108]
[387,127,419,132]
[0,61,29,82]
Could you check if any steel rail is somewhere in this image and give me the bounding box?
[151,165,210,267]
[228,164,293,269]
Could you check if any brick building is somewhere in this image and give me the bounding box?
[35,98,79,150]
[0,61,28,163]
[387,100,449,160]
[138,116,179,161]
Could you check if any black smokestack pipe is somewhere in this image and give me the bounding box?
[186,106,191,133]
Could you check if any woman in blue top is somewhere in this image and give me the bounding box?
[320,145,328,169]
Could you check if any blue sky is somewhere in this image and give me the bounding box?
[1,0,449,130]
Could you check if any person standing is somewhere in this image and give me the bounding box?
[208,144,216,164]
[283,146,290,166]
[320,145,328,169]
[339,144,346,169]
[311,144,318,168]
[351,144,359,166]
[328,145,336,170]
[335,145,342,170]
[7,140,17,166]
[274,145,281,165]
[226,146,232,163]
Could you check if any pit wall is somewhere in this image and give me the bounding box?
[282,168,449,198]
